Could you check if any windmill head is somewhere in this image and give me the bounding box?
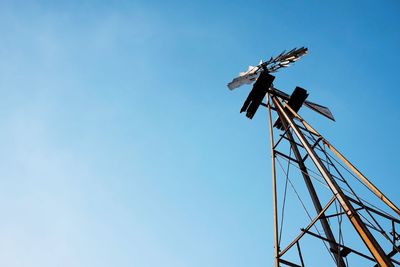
[227,47,335,124]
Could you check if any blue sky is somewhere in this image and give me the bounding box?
[0,1,399,266]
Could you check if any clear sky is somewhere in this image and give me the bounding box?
[0,1,399,266]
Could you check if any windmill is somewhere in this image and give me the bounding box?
[227,48,400,267]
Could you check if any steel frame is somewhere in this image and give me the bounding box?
[265,93,400,267]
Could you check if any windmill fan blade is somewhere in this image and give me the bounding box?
[286,56,296,61]
[274,50,286,61]
[304,101,335,121]
[226,47,308,90]
[265,47,308,73]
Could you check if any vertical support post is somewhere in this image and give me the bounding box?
[271,96,394,267]
[267,96,280,267]
[273,98,346,267]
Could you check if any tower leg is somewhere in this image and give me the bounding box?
[272,96,346,267]
[267,97,280,267]
[284,104,400,217]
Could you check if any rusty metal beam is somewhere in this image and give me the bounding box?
[346,196,400,224]
[303,230,376,262]
[324,142,400,217]
[273,98,346,267]
[283,103,400,217]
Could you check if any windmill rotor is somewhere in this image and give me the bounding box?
[227,47,308,91]
[227,47,334,122]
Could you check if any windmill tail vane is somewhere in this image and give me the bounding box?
[227,47,400,267]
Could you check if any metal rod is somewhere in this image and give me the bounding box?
[303,230,376,262]
[279,134,305,149]
[296,242,305,267]
[316,142,400,252]
[324,207,364,219]
[261,102,277,110]
[267,96,280,267]
[324,142,400,217]
[279,259,302,267]
[275,150,300,164]
[392,221,396,250]
[272,96,394,267]
[284,103,400,217]
[279,196,336,257]
[346,196,400,224]
[385,244,400,259]
[302,137,322,162]
[373,252,400,266]
[273,127,291,149]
